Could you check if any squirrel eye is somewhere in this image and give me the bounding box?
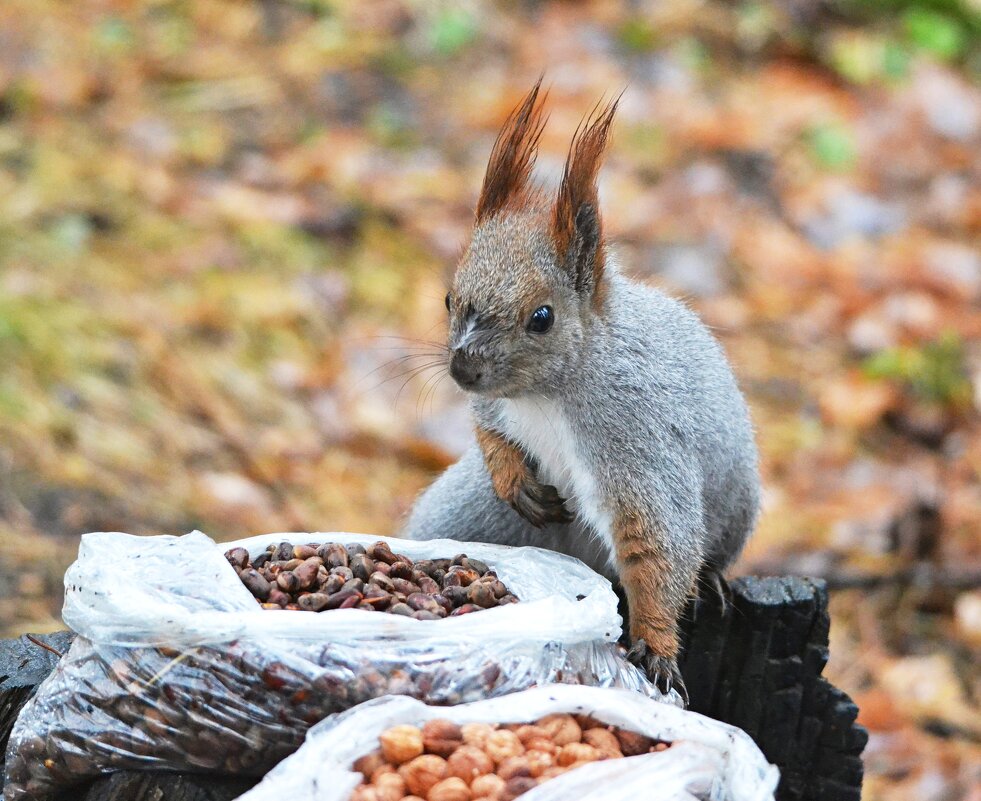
[527,305,554,334]
[445,292,451,312]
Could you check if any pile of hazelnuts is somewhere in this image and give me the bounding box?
[349,713,670,801]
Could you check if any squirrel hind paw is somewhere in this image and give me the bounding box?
[627,639,689,706]
[510,477,573,528]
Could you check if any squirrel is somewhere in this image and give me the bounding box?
[401,81,760,702]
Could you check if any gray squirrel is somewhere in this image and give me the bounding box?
[401,81,760,701]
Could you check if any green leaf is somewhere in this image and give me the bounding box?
[808,123,857,171]
[862,332,972,407]
[617,17,658,53]
[429,9,478,57]
[904,9,967,61]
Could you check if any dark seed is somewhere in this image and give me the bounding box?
[441,586,468,606]
[432,594,453,613]
[324,589,362,610]
[276,572,300,593]
[293,560,319,591]
[239,569,271,600]
[297,593,330,612]
[267,588,290,607]
[442,572,461,588]
[389,561,414,580]
[406,592,436,612]
[449,566,479,586]
[369,571,395,592]
[350,554,375,582]
[467,582,498,609]
[467,558,490,575]
[318,543,349,568]
[366,542,398,565]
[224,547,249,570]
[391,578,420,596]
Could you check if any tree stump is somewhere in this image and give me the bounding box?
[0,577,865,801]
[679,577,867,801]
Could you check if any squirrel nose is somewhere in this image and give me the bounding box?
[450,349,483,389]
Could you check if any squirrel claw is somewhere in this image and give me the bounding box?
[703,569,732,610]
[511,478,572,527]
[693,569,732,623]
[627,639,689,706]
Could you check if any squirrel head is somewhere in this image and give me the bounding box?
[447,80,619,397]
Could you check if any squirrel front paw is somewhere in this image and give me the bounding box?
[509,474,573,528]
[627,638,689,706]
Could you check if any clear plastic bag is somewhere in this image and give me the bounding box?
[4,530,662,800]
[236,684,779,801]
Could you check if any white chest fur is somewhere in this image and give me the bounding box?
[495,398,614,555]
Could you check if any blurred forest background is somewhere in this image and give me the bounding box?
[0,1,979,798]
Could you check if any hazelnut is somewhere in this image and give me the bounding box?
[350,786,380,801]
[470,774,506,799]
[582,727,622,758]
[372,772,405,801]
[380,725,424,764]
[370,764,396,782]
[461,723,496,749]
[614,729,655,757]
[525,750,554,778]
[538,714,581,746]
[538,766,568,780]
[496,756,531,781]
[427,776,471,801]
[353,750,386,779]
[402,797,427,801]
[513,725,548,745]
[484,730,524,764]
[399,754,448,797]
[556,743,601,767]
[500,776,537,801]
[523,737,557,756]
[446,745,493,782]
[423,719,464,757]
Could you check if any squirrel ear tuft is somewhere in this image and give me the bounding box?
[552,95,620,301]
[475,78,548,223]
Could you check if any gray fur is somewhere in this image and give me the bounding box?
[403,253,760,588]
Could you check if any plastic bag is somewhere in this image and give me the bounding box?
[4,530,662,800]
[236,684,779,801]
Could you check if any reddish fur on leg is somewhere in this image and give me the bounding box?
[475,424,571,527]
[613,511,682,660]
[476,425,529,502]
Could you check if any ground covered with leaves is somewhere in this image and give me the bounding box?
[0,1,978,798]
